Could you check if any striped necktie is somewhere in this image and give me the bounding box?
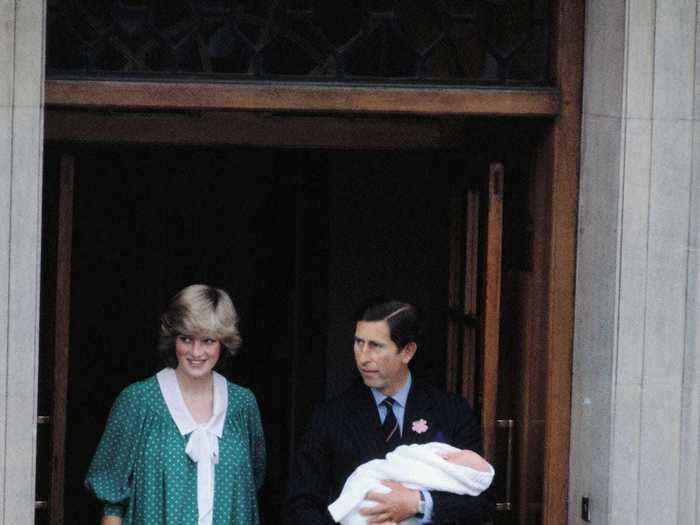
[381,397,400,447]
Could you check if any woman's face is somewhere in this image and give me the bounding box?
[174,334,221,380]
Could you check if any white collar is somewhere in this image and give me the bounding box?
[156,367,228,437]
[371,371,412,408]
[157,368,227,525]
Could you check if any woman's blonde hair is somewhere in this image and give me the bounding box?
[158,284,242,368]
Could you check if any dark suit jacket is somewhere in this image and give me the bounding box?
[284,380,494,524]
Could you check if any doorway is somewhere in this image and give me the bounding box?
[39,144,477,524]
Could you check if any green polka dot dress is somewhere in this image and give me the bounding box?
[85,371,266,524]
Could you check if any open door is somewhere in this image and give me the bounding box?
[448,161,530,523]
[449,157,550,524]
[481,162,505,465]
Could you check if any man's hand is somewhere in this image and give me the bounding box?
[360,480,420,524]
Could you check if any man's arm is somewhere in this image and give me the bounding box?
[428,396,495,524]
[284,408,335,525]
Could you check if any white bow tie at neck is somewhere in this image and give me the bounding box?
[156,369,229,525]
[186,424,221,525]
[186,425,220,464]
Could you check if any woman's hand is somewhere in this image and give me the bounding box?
[101,515,122,525]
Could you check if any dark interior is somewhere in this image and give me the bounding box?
[40,145,458,523]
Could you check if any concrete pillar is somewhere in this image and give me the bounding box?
[0,1,46,524]
[571,1,700,523]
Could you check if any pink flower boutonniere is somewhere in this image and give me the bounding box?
[412,419,429,434]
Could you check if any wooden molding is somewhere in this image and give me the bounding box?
[45,79,560,117]
[49,155,74,525]
[44,109,461,149]
[481,162,504,462]
[542,0,585,524]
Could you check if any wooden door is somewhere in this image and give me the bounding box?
[447,161,529,523]
[35,153,75,525]
[446,161,503,446]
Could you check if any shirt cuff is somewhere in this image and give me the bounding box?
[418,490,434,523]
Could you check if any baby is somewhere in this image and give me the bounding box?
[328,442,494,525]
[438,448,492,471]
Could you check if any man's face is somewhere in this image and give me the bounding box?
[353,320,416,396]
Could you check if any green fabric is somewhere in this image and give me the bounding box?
[85,374,266,525]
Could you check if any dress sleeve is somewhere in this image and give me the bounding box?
[84,384,148,517]
[245,390,266,491]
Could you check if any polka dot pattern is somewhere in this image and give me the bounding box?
[85,376,266,525]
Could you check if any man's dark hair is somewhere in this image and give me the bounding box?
[354,296,423,350]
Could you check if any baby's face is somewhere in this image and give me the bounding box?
[441,450,478,466]
[440,449,491,472]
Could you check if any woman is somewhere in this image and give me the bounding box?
[85,284,266,525]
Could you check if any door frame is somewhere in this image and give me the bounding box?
[41,2,583,524]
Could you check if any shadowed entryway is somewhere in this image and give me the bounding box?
[39,145,456,524]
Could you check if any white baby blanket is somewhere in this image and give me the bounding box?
[327,442,494,525]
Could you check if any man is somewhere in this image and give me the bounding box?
[285,297,494,525]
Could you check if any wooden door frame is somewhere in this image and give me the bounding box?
[539,2,584,522]
[42,2,582,524]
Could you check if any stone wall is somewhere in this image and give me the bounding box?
[571,1,700,523]
[0,1,46,524]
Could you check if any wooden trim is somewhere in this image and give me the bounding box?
[481,163,504,461]
[446,189,465,394]
[44,109,462,149]
[542,0,584,523]
[524,135,552,525]
[460,188,480,407]
[45,79,560,116]
[445,182,480,404]
[49,154,74,525]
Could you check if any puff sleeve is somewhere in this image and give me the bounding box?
[85,384,149,517]
[246,390,266,491]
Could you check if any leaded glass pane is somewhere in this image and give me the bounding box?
[47,0,551,85]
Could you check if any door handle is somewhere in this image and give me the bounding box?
[495,418,514,511]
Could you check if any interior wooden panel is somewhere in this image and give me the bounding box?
[44,109,464,149]
[445,182,480,405]
[481,163,504,462]
[460,188,480,407]
[517,140,549,525]
[45,80,560,117]
[49,154,74,525]
[446,190,463,395]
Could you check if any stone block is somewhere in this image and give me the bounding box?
[638,378,682,524]
[12,0,45,109]
[625,0,655,119]
[609,383,642,525]
[582,0,626,117]
[617,118,652,385]
[0,0,15,107]
[653,0,696,120]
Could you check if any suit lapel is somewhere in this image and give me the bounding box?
[342,381,441,457]
[402,381,438,445]
[343,384,387,459]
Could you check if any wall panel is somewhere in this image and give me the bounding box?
[0,1,46,524]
